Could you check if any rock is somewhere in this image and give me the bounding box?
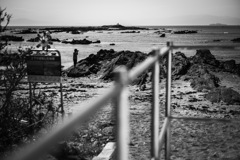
[27,37,40,42]
[172,30,197,34]
[231,38,240,43]
[171,52,191,79]
[96,49,116,61]
[120,30,140,33]
[92,40,101,43]
[213,39,221,42]
[159,33,165,37]
[62,39,100,45]
[71,39,91,45]
[67,61,101,77]
[1,35,24,41]
[15,28,37,34]
[65,49,148,85]
[102,126,114,135]
[184,64,220,91]
[221,59,236,72]
[100,51,147,83]
[65,48,240,92]
[190,49,220,67]
[159,51,191,80]
[206,87,240,104]
[51,38,61,42]
[71,30,81,34]
[219,60,240,76]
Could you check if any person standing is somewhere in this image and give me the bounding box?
[73,49,78,67]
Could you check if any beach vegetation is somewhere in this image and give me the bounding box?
[0,7,59,158]
[0,7,12,50]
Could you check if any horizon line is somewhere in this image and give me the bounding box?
[8,24,240,27]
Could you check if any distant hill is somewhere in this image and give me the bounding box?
[209,23,228,26]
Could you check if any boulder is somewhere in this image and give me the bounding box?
[222,60,236,72]
[96,49,116,61]
[159,33,165,37]
[231,38,240,43]
[190,49,220,67]
[206,87,240,104]
[183,64,220,91]
[171,52,191,79]
[159,52,190,80]
[100,51,147,83]
[67,55,102,77]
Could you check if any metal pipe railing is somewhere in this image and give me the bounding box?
[7,42,240,160]
[114,67,130,160]
[158,118,170,151]
[165,42,173,160]
[128,47,170,82]
[151,49,160,159]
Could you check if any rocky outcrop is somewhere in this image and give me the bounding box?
[120,31,140,34]
[206,87,240,104]
[183,64,220,91]
[67,52,105,77]
[66,49,148,84]
[27,37,40,42]
[171,52,191,79]
[190,49,220,67]
[172,30,197,34]
[159,34,165,37]
[100,51,147,84]
[231,38,240,43]
[219,60,240,75]
[71,30,82,34]
[65,48,240,104]
[15,29,37,34]
[62,39,100,45]
[1,35,24,41]
[51,38,61,42]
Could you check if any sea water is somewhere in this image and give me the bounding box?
[4,25,240,68]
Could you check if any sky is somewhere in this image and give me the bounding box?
[1,0,240,26]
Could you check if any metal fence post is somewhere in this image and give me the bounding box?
[165,42,173,160]
[29,82,33,133]
[151,49,160,160]
[114,67,130,160]
[60,82,64,119]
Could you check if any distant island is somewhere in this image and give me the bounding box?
[42,24,148,33]
[209,23,228,26]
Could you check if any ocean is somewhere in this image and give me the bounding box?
[3,25,240,69]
